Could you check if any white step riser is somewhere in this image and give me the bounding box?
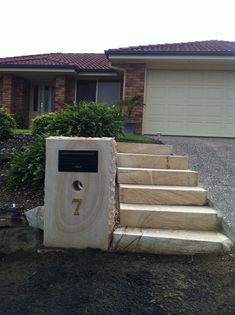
[120,186,207,206]
[112,228,233,255]
[118,168,198,186]
[120,209,217,230]
[117,154,188,169]
[117,142,173,155]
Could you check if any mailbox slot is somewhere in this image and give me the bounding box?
[58,150,98,172]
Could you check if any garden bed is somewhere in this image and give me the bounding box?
[0,134,44,215]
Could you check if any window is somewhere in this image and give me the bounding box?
[76,80,121,106]
[43,86,50,112]
[77,80,96,103]
[97,81,121,107]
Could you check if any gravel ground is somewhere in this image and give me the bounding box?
[160,136,235,231]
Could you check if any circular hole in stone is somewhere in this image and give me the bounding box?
[72,180,83,191]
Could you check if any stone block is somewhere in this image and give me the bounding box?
[44,137,117,250]
[117,142,173,155]
[117,153,188,169]
[119,184,207,205]
[112,227,233,255]
[118,167,198,186]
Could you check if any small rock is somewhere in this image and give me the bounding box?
[0,227,42,254]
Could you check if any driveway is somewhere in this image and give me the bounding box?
[160,136,235,231]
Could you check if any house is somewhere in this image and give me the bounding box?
[0,53,122,126]
[1,40,235,137]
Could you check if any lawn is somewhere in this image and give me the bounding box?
[13,128,31,134]
[116,133,160,143]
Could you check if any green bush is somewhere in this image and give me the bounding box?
[7,136,46,187]
[31,112,57,136]
[32,102,123,137]
[0,107,17,139]
[7,102,123,187]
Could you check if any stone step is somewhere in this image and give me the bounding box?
[118,167,198,186]
[112,228,233,255]
[119,184,207,206]
[117,142,173,155]
[120,203,217,230]
[117,153,188,169]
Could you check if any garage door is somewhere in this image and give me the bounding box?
[144,70,235,137]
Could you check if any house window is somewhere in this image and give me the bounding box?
[76,80,121,106]
[77,80,96,103]
[43,86,50,112]
[97,81,121,107]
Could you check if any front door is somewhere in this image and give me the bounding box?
[30,83,54,121]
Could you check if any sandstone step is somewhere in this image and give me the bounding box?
[117,142,173,155]
[118,167,198,186]
[112,228,233,255]
[117,153,188,169]
[119,184,207,206]
[120,204,217,230]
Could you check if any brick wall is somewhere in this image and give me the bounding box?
[14,77,30,113]
[0,75,30,127]
[1,74,14,111]
[14,77,30,127]
[65,78,75,105]
[55,76,66,110]
[124,64,145,134]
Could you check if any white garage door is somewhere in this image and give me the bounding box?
[144,70,235,137]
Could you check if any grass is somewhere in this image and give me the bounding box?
[116,133,160,144]
[13,129,31,134]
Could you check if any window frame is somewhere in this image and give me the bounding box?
[76,79,121,106]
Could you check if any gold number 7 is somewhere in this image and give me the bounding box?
[72,198,82,215]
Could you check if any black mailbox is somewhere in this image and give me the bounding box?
[58,150,98,172]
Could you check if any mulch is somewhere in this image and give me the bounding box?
[0,135,44,215]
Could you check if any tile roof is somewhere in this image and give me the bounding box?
[0,53,111,71]
[106,40,235,56]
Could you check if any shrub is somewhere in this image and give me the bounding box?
[0,107,17,139]
[32,102,123,137]
[7,136,46,187]
[31,112,57,136]
[72,102,122,137]
[7,102,123,187]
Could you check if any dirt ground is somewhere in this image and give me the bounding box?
[0,135,44,213]
[0,135,235,315]
[0,250,235,315]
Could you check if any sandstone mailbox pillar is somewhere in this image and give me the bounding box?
[44,137,117,250]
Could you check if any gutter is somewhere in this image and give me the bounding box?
[0,64,115,74]
[108,62,126,98]
[107,55,235,61]
[106,50,235,57]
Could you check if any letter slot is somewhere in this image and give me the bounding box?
[58,150,98,172]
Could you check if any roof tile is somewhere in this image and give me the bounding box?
[106,40,235,55]
[0,53,110,71]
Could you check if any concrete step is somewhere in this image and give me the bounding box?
[118,167,198,186]
[112,228,233,255]
[117,142,173,155]
[119,184,207,206]
[117,153,188,169]
[120,203,217,230]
